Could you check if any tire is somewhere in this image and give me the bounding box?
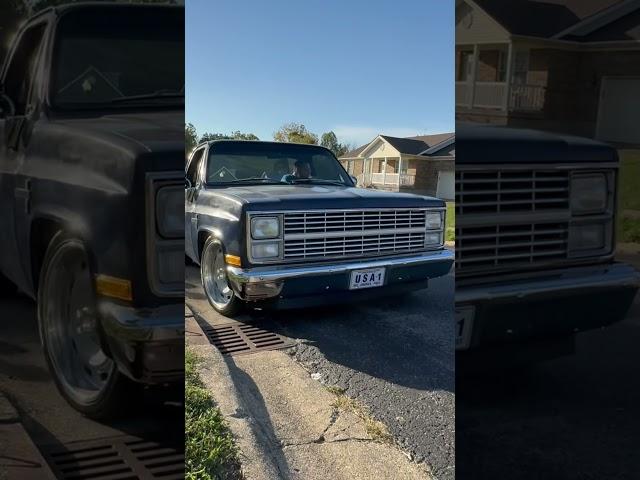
[200,237,242,316]
[37,232,136,419]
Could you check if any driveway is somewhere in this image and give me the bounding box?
[186,265,455,479]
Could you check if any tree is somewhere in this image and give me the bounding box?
[185,123,198,157]
[273,123,318,145]
[199,131,259,142]
[320,131,340,154]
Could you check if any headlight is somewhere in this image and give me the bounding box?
[425,232,443,246]
[156,185,183,238]
[568,222,608,254]
[251,242,280,259]
[426,211,443,230]
[251,217,280,239]
[570,173,607,215]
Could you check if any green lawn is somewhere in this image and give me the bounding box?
[446,202,455,242]
[185,349,241,480]
[617,150,640,244]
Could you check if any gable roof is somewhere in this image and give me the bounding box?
[341,132,454,158]
[469,0,627,39]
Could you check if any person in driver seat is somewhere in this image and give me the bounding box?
[282,159,311,182]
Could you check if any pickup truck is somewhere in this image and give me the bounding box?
[455,125,640,357]
[0,3,184,417]
[185,140,453,315]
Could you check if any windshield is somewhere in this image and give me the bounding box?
[51,7,184,108]
[205,142,354,186]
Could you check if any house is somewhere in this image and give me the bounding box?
[456,0,640,144]
[339,133,455,200]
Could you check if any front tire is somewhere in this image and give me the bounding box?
[38,233,135,419]
[200,237,242,316]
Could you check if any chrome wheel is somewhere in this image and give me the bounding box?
[40,239,115,406]
[201,240,237,313]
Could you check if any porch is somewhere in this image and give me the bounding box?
[456,43,546,112]
[343,156,416,190]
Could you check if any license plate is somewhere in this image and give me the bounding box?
[349,268,385,290]
[456,306,475,350]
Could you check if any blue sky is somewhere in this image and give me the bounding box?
[186,0,453,147]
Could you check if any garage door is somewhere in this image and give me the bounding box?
[596,77,640,144]
[436,171,454,200]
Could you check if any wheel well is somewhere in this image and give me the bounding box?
[198,230,212,260]
[30,218,63,292]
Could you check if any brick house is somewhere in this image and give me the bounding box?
[456,0,640,144]
[339,133,455,200]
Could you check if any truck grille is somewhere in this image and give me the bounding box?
[283,209,429,260]
[456,222,569,273]
[455,170,570,215]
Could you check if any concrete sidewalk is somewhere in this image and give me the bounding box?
[0,394,55,480]
[186,314,430,480]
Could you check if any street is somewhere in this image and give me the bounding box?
[0,292,184,478]
[186,265,455,479]
[456,266,640,479]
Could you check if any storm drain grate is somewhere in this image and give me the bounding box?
[197,319,295,356]
[40,435,184,480]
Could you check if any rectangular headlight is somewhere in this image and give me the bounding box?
[426,211,443,230]
[251,242,280,259]
[425,232,443,246]
[251,216,280,239]
[570,173,607,215]
[568,223,606,253]
[156,185,183,238]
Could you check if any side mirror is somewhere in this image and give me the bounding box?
[0,93,15,119]
[350,175,358,186]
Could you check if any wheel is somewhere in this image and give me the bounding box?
[200,237,241,316]
[37,233,135,419]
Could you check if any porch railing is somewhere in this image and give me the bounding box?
[369,173,416,188]
[456,81,546,112]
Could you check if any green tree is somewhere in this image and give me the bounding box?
[320,131,339,154]
[185,123,198,157]
[199,131,259,142]
[273,123,318,144]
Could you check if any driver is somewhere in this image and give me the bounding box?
[282,159,312,182]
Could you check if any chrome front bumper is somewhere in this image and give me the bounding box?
[226,249,454,301]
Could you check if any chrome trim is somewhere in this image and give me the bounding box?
[145,171,184,297]
[227,249,453,285]
[455,262,640,304]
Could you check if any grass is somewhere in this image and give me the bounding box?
[185,349,242,480]
[617,150,640,244]
[327,387,393,444]
[445,202,455,242]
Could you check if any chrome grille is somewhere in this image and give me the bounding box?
[455,222,569,273]
[455,170,570,215]
[282,209,431,261]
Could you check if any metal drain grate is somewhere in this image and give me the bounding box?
[197,319,295,356]
[41,435,184,480]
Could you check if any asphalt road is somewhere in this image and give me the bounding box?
[0,292,183,469]
[456,277,640,479]
[186,265,455,480]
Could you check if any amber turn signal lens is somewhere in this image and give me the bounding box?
[225,254,242,267]
[95,275,133,302]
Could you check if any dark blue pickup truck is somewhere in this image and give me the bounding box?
[0,3,184,417]
[185,140,453,315]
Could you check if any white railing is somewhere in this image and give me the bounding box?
[456,81,546,112]
[371,173,399,185]
[509,84,546,111]
[400,174,415,186]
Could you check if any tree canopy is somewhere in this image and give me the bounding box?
[273,123,318,145]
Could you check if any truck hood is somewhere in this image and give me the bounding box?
[210,184,444,210]
[51,109,184,153]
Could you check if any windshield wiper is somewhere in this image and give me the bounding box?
[290,178,348,186]
[216,177,289,185]
[111,90,184,103]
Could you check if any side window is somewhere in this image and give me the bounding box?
[186,148,205,185]
[3,23,47,115]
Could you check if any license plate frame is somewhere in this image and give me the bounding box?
[348,268,386,290]
[456,306,475,350]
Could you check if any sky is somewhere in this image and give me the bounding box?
[186,0,453,148]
